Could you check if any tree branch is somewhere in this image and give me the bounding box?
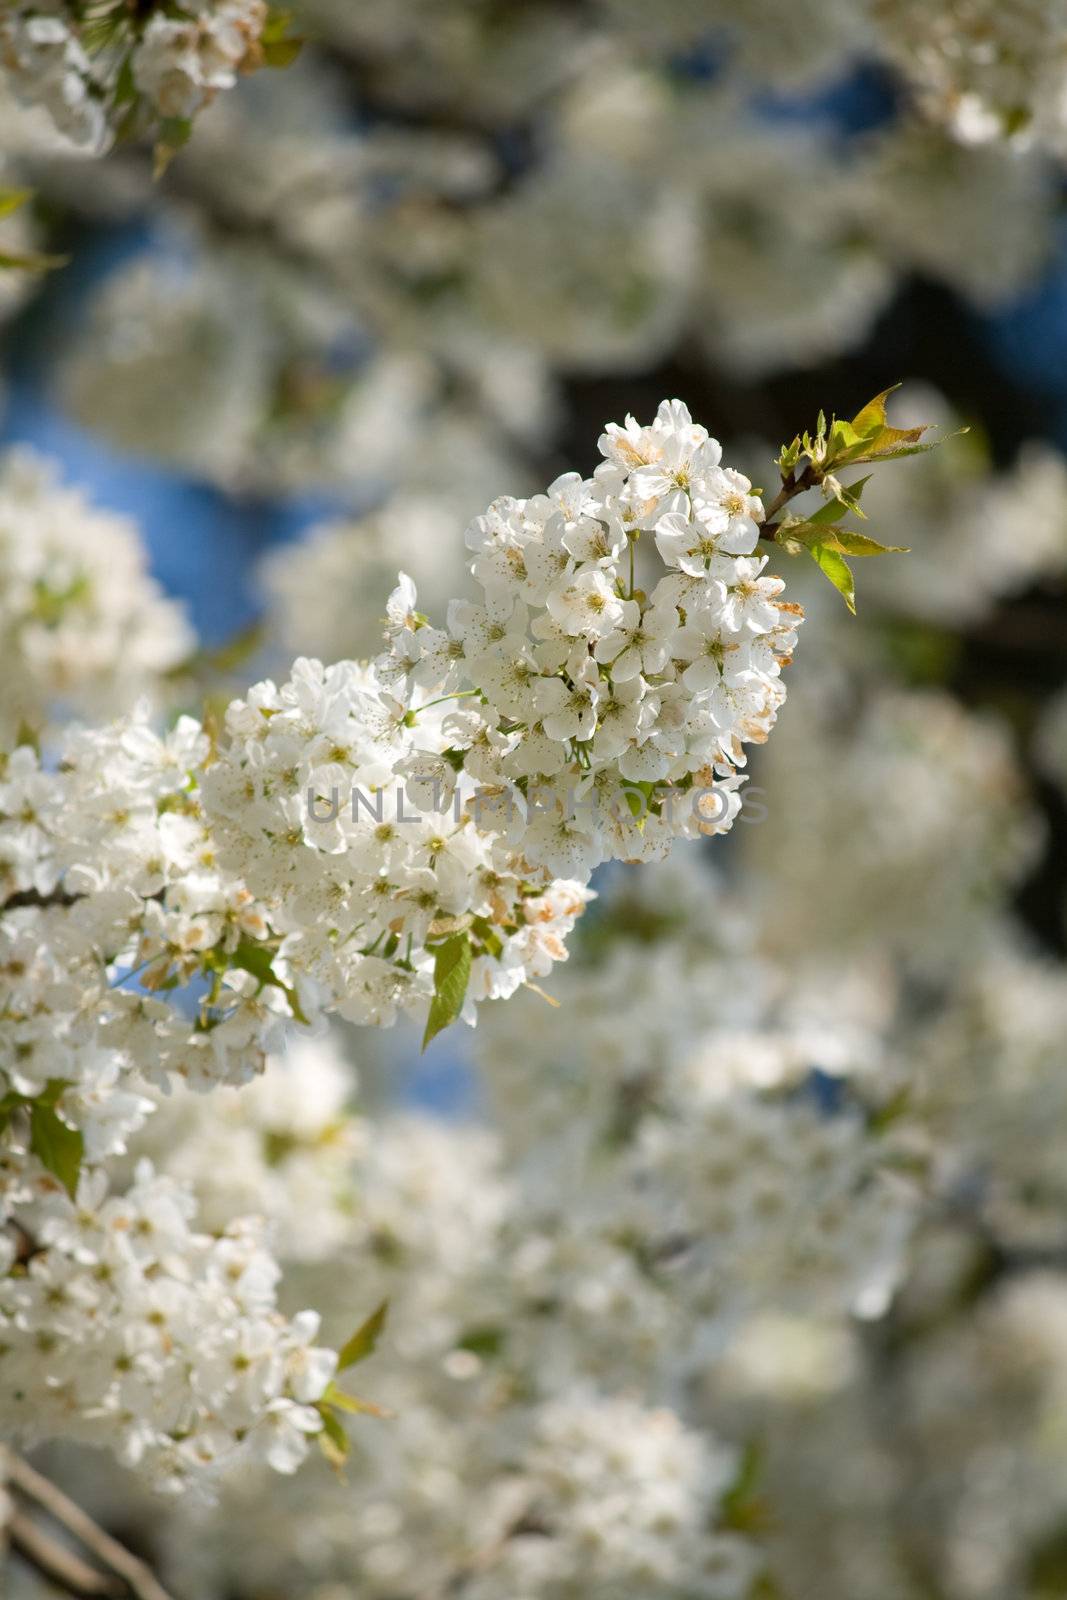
[760,463,819,543]
[10,1510,120,1597]
[0,885,82,913]
[6,1453,175,1600]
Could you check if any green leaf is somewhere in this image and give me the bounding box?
[826,418,866,460]
[228,937,310,1026]
[470,916,504,960]
[263,5,295,39]
[803,498,852,529]
[30,1099,83,1199]
[457,1325,505,1358]
[868,1085,911,1133]
[721,1440,772,1534]
[0,248,68,273]
[262,6,303,65]
[0,1088,23,1139]
[777,515,906,559]
[263,35,303,66]
[849,432,937,463]
[820,387,939,468]
[316,1405,349,1468]
[337,1301,389,1371]
[422,932,472,1051]
[822,473,873,518]
[624,786,646,821]
[323,1383,389,1418]
[849,384,901,438]
[822,529,908,557]
[0,188,31,221]
[871,437,956,462]
[806,543,856,614]
[153,118,193,179]
[113,54,137,107]
[229,938,279,989]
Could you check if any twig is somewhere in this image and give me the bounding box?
[7,1454,175,1600]
[9,1510,119,1596]
[1,885,82,913]
[760,463,819,543]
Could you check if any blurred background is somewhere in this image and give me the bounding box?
[5,6,1067,1599]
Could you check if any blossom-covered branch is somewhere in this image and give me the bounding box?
[0,1,299,160]
[0,394,920,1492]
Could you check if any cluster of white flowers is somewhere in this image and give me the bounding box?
[0,447,195,742]
[0,708,351,1487]
[373,399,800,882]
[744,684,1040,971]
[0,401,793,1214]
[133,0,267,124]
[470,864,912,1379]
[0,707,269,1111]
[473,1393,754,1600]
[17,654,1067,1600]
[101,1079,765,1599]
[0,1162,337,1492]
[874,0,1067,150]
[199,655,595,1028]
[632,1091,911,1335]
[0,8,105,149]
[131,1033,362,1259]
[0,403,809,1496]
[0,1,273,151]
[42,853,907,1600]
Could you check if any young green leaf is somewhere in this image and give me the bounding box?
[29,1100,84,1199]
[803,498,854,529]
[316,1405,349,1470]
[822,473,873,518]
[720,1439,771,1534]
[422,931,472,1050]
[337,1301,389,1371]
[457,1325,506,1358]
[154,118,193,179]
[848,384,902,438]
[821,529,908,557]
[805,543,856,614]
[263,34,303,66]
[0,248,69,273]
[868,1085,912,1134]
[262,6,303,66]
[780,515,907,558]
[0,188,32,221]
[227,937,311,1026]
[323,1383,390,1419]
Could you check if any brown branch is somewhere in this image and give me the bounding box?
[7,1454,175,1600]
[10,1511,119,1596]
[759,463,819,543]
[1,885,82,913]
